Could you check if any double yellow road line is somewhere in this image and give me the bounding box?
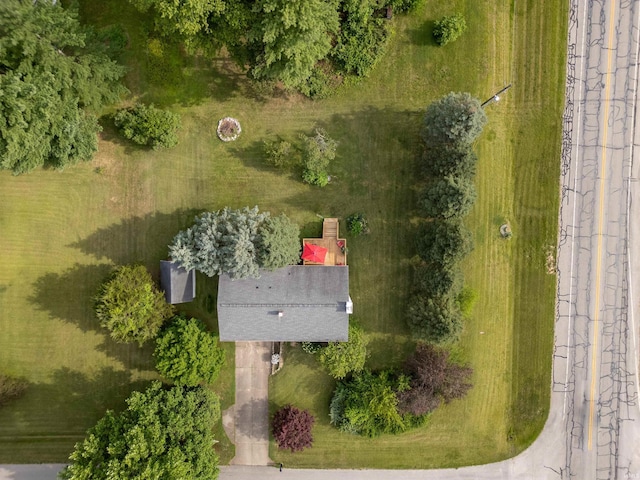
[587,0,617,451]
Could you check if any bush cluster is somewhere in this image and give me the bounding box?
[408,93,486,343]
[114,103,181,149]
[346,213,370,236]
[263,128,338,188]
[433,13,467,46]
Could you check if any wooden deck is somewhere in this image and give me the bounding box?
[302,218,347,266]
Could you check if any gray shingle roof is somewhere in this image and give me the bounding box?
[217,266,350,342]
[160,260,196,304]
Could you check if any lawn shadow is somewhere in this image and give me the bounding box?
[98,114,143,155]
[406,20,438,46]
[28,263,160,371]
[68,209,200,267]
[0,366,151,462]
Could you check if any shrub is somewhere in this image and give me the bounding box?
[457,287,478,317]
[422,92,486,146]
[272,405,315,452]
[0,374,28,407]
[420,143,477,179]
[333,0,390,78]
[329,370,411,437]
[412,263,463,298]
[416,219,474,267]
[397,343,473,415]
[406,294,463,344]
[95,265,174,345]
[300,128,337,187]
[301,342,324,354]
[319,324,367,379]
[264,139,295,168]
[114,103,181,149]
[154,316,225,386]
[433,13,467,47]
[419,175,477,219]
[346,213,370,236]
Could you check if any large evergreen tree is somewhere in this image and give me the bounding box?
[421,92,487,146]
[169,207,300,279]
[60,382,221,480]
[0,0,126,174]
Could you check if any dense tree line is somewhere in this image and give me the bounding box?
[408,92,486,343]
[129,0,420,95]
[0,0,126,174]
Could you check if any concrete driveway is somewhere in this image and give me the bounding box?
[225,342,272,466]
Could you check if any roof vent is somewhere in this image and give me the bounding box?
[346,296,353,314]
[278,310,284,318]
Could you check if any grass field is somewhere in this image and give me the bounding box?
[0,0,565,468]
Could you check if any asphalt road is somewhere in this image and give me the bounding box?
[2,0,640,479]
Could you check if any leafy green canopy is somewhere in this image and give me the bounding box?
[319,324,367,379]
[169,206,301,279]
[0,1,126,174]
[433,13,467,47]
[329,370,411,437]
[250,0,339,89]
[301,128,338,187]
[154,316,225,386]
[95,265,174,346]
[114,103,181,149]
[416,218,474,267]
[60,382,221,480]
[406,294,463,343]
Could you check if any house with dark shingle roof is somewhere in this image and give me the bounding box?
[160,260,196,304]
[216,265,352,342]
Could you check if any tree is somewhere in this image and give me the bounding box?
[422,92,487,146]
[319,324,367,379]
[0,1,126,174]
[169,207,267,279]
[412,263,463,298]
[433,13,467,46]
[420,143,477,180]
[257,213,301,270]
[272,404,315,452]
[263,139,296,168]
[114,103,181,149]
[397,343,473,416]
[419,175,477,219]
[416,219,474,267]
[169,206,301,279]
[300,128,338,187]
[329,370,410,437]
[154,316,225,386]
[60,381,221,480]
[249,0,340,89]
[0,374,27,407]
[406,294,462,343]
[95,265,174,345]
[332,0,390,78]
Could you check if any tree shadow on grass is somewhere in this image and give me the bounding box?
[406,20,438,47]
[28,263,158,372]
[0,366,150,462]
[68,209,201,268]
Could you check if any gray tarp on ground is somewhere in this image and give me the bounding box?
[217,266,350,342]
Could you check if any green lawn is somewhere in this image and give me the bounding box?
[0,0,565,468]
